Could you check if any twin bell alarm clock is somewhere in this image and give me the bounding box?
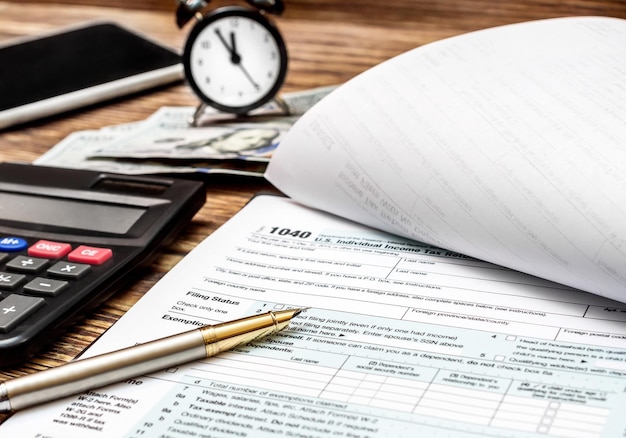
[176,0,288,125]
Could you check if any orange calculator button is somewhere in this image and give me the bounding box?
[28,240,72,259]
[68,245,113,265]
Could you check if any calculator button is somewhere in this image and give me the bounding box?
[0,253,8,264]
[48,261,91,280]
[68,245,113,265]
[0,237,28,252]
[0,272,27,291]
[6,256,49,274]
[0,294,45,333]
[24,277,70,297]
[28,240,72,259]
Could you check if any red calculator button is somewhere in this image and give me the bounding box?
[68,245,113,265]
[28,240,72,259]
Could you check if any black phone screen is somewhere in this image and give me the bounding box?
[0,22,181,112]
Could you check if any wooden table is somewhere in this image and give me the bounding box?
[1,0,625,425]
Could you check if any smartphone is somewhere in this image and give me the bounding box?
[0,22,183,129]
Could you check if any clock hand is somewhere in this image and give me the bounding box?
[229,31,242,64]
[237,63,260,90]
[230,32,241,64]
[214,29,240,64]
[215,29,259,90]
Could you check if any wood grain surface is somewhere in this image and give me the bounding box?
[1,0,625,424]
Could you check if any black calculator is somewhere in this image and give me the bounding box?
[0,163,205,366]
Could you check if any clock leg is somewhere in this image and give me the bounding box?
[271,95,290,116]
[188,95,292,127]
[189,102,209,127]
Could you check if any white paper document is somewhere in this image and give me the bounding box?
[2,196,626,437]
[266,16,626,303]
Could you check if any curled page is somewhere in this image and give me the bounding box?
[266,16,626,302]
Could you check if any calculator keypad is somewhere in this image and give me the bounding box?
[0,238,114,334]
[48,261,91,280]
[0,237,28,252]
[68,245,113,265]
[0,272,26,290]
[28,240,72,259]
[0,294,46,333]
[6,256,49,273]
[24,278,69,297]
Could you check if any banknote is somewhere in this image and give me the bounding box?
[88,85,337,162]
[34,128,265,176]
[34,85,337,176]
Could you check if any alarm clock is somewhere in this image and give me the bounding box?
[176,0,289,125]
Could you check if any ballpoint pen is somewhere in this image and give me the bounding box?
[0,307,304,412]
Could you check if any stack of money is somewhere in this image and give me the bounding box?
[35,86,336,178]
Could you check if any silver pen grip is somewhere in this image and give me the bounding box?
[1,329,206,411]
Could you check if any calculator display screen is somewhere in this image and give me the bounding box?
[0,192,146,234]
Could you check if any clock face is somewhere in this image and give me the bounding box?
[183,7,288,114]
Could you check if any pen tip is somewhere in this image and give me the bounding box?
[292,307,310,317]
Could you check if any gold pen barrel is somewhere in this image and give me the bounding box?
[200,308,296,356]
[0,308,301,412]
